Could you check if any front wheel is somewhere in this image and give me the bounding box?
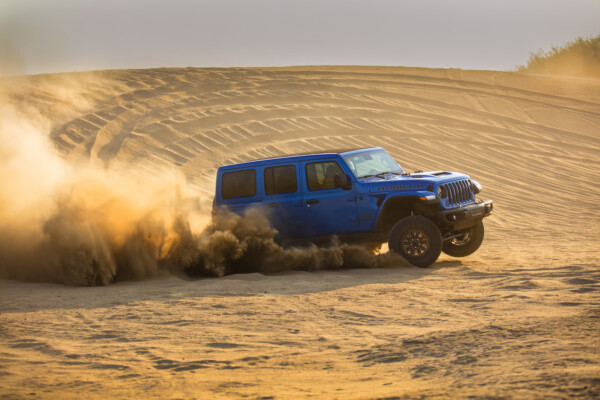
[442,221,484,257]
[388,216,442,268]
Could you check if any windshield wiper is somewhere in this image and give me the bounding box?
[359,171,403,179]
[375,171,391,177]
[376,171,403,178]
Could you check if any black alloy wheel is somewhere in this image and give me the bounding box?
[389,216,442,268]
[442,221,485,257]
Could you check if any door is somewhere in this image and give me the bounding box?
[262,163,304,238]
[301,159,359,237]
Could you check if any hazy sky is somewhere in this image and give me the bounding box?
[1,0,599,75]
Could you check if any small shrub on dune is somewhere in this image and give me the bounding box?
[517,35,600,78]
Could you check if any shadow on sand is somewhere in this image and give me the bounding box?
[0,260,463,313]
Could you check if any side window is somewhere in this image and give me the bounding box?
[221,169,256,199]
[264,165,297,195]
[306,161,344,191]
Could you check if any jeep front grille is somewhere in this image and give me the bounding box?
[443,179,474,206]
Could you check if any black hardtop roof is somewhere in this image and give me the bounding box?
[279,147,364,157]
[219,147,383,171]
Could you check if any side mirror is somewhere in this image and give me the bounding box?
[334,174,352,190]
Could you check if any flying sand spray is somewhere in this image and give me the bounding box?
[0,75,404,286]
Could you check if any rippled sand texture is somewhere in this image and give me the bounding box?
[52,67,600,240]
[1,67,599,399]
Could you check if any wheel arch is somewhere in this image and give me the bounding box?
[375,195,423,233]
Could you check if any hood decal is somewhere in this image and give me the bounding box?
[377,184,424,191]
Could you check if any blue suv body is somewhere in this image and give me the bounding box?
[214,147,493,267]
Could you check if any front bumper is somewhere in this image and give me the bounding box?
[437,200,493,230]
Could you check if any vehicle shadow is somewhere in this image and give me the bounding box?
[0,261,464,313]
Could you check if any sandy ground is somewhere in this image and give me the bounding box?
[1,66,599,398]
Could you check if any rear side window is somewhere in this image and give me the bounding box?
[221,169,256,199]
[306,161,344,191]
[264,165,297,195]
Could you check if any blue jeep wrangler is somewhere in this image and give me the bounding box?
[213,147,493,267]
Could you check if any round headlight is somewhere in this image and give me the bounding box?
[471,180,482,194]
[437,186,447,198]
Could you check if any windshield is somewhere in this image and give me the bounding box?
[342,149,404,179]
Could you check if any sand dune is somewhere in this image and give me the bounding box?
[1,66,599,398]
[50,67,600,239]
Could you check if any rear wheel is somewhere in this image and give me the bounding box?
[442,221,484,257]
[388,216,442,268]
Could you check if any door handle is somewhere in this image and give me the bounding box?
[267,202,280,208]
[306,199,319,205]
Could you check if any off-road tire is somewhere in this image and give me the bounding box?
[388,216,442,268]
[442,221,484,257]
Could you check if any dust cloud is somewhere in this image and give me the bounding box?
[193,209,404,278]
[0,73,196,285]
[0,75,404,286]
